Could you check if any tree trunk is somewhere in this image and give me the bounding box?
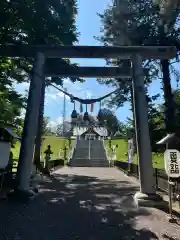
[33,80,46,173]
[160,59,175,133]
[130,85,136,131]
[130,85,137,152]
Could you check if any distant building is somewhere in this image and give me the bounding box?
[69,113,109,140]
[73,126,108,140]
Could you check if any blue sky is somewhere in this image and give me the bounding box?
[15,0,179,128]
[44,0,131,127]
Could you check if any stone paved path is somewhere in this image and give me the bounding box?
[0,167,180,239]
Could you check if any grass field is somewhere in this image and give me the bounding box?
[12,136,72,161]
[105,139,164,169]
[11,136,72,172]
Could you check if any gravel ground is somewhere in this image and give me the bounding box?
[0,167,179,240]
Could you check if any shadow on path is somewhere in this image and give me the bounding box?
[0,172,159,239]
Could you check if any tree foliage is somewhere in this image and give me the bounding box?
[97,0,180,93]
[0,0,79,132]
[97,108,120,135]
[56,121,71,136]
[96,0,160,107]
[97,0,180,133]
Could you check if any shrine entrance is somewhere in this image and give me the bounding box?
[82,127,106,140]
[85,134,96,140]
[1,44,176,205]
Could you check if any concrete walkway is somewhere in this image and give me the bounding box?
[0,167,180,239]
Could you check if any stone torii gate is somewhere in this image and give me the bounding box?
[2,45,176,205]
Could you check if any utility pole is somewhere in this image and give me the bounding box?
[88,137,91,160]
[62,87,67,136]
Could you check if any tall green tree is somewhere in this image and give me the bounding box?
[0,0,80,131]
[0,0,81,176]
[97,108,120,135]
[153,0,180,28]
[97,0,179,133]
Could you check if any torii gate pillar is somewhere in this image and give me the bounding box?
[15,52,45,196]
[132,54,163,206]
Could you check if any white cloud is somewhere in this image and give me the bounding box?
[15,79,93,105]
[14,82,29,95]
[63,78,72,85]
[46,93,57,101]
[56,116,63,124]
[21,82,29,88]
[57,92,64,98]
[83,90,92,99]
[14,80,96,124]
[19,108,26,120]
[47,115,70,132]
[45,82,93,105]
[47,116,64,127]
[45,86,63,104]
[47,120,57,132]
[47,120,57,128]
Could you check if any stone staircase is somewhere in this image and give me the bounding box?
[69,140,91,167]
[69,139,109,167]
[90,140,109,167]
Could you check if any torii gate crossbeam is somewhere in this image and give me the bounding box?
[9,45,176,207]
[0,44,176,59]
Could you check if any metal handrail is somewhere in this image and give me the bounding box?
[103,141,116,167]
[68,137,77,162]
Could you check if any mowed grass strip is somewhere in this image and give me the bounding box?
[11,136,73,172]
[42,136,70,160]
[12,136,70,161]
[105,139,164,169]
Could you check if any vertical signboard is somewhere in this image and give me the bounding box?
[164,149,180,178]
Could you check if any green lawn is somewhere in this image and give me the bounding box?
[41,136,70,160]
[11,136,72,172]
[105,139,164,169]
[12,136,72,161]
